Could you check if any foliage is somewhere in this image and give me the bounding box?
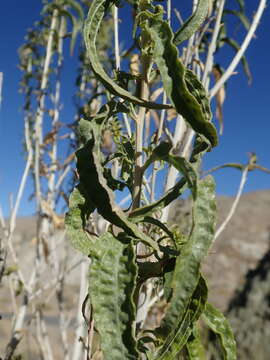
[1,0,267,359]
[64,0,256,358]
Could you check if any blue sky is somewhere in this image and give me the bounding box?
[0,1,270,217]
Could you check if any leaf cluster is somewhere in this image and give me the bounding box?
[65,0,238,358]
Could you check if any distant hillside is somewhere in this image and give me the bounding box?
[170,189,270,311]
[4,189,270,311]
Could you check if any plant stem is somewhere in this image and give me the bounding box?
[132,57,150,210]
[202,0,226,87]
[34,9,59,211]
[209,0,267,98]
[214,166,249,240]
[48,15,65,209]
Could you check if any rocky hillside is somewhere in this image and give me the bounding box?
[170,189,270,312]
[170,189,270,359]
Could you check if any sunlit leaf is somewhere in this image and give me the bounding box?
[157,176,216,338]
[174,0,209,45]
[84,0,171,109]
[203,303,237,360]
[89,232,139,359]
[186,325,207,360]
[65,185,96,255]
[152,276,208,359]
[148,14,218,147]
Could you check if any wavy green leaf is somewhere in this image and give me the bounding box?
[174,0,209,45]
[129,178,186,219]
[89,232,138,359]
[76,102,159,251]
[202,303,237,360]
[156,176,216,338]
[153,276,208,359]
[142,141,198,200]
[156,146,198,200]
[84,0,171,109]
[186,325,207,360]
[65,185,96,255]
[148,14,218,147]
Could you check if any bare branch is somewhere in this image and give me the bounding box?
[210,0,267,98]
[214,166,249,240]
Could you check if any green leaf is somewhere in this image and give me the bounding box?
[84,0,171,110]
[186,325,207,360]
[155,145,198,200]
[153,276,208,359]
[202,303,237,360]
[89,232,138,359]
[129,178,186,219]
[156,176,216,338]
[142,141,198,200]
[78,100,124,145]
[65,185,96,255]
[174,0,209,45]
[76,123,159,250]
[148,16,218,147]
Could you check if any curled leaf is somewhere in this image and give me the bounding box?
[147,14,218,147]
[84,0,172,109]
[153,276,208,359]
[186,325,207,360]
[65,185,96,255]
[156,176,216,339]
[174,0,209,45]
[213,65,226,134]
[203,303,237,360]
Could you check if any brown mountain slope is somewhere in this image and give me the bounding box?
[170,189,270,311]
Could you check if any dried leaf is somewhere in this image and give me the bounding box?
[213,65,226,134]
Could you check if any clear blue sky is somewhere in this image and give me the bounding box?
[0,1,269,217]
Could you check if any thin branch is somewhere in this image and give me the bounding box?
[3,271,36,360]
[55,165,71,191]
[202,0,226,87]
[48,15,66,209]
[132,59,150,210]
[35,309,54,360]
[167,0,171,24]
[214,166,249,240]
[113,5,121,70]
[34,9,59,211]
[210,0,267,98]
[6,120,33,290]
[72,260,88,360]
[174,8,184,25]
